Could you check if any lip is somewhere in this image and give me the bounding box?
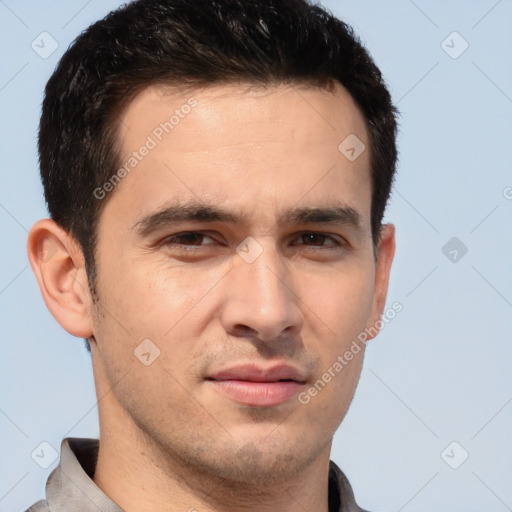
[206,363,307,407]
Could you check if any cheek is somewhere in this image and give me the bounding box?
[297,263,374,414]
[300,263,375,343]
[98,251,229,340]
[91,279,199,421]
[92,257,232,391]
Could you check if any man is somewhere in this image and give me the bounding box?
[25,0,397,510]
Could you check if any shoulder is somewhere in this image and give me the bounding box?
[22,499,50,512]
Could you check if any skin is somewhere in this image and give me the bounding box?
[28,82,395,512]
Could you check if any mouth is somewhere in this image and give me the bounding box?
[206,363,307,407]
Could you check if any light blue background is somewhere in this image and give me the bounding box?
[1,1,511,511]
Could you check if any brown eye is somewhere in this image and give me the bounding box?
[168,233,207,245]
[162,232,217,249]
[294,232,341,248]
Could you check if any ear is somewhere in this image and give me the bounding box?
[366,223,396,341]
[27,219,94,339]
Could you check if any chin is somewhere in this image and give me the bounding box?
[179,434,321,486]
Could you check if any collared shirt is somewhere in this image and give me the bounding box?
[25,438,369,512]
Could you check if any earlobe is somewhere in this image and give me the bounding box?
[366,223,396,341]
[27,219,94,339]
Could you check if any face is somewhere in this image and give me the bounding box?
[88,82,393,484]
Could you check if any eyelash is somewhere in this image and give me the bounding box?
[160,231,344,251]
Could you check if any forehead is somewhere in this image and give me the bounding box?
[100,82,372,233]
[118,81,368,152]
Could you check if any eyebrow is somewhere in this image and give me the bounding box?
[132,200,363,237]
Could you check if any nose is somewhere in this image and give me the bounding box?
[219,239,304,343]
